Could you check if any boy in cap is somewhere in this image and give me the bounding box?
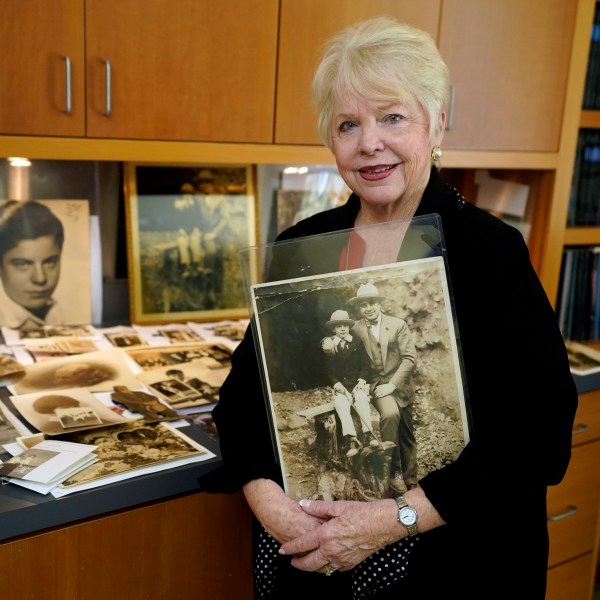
[321,308,379,457]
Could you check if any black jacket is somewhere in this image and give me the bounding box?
[204,167,578,598]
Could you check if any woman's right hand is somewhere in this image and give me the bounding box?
[243,478,326,544]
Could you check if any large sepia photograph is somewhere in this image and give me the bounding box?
[0,199,91,330]
[124,163,257,324]
[251,257,469,502]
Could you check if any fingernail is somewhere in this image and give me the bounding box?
[299,499,311,507]
[278,547,286,555]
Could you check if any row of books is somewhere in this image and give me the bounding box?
[582,1,600,109]
[567,129,600,226]
[557,246,600,341]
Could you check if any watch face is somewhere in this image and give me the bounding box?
[399,506,417,526]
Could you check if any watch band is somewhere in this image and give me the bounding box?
[396,495,418,537]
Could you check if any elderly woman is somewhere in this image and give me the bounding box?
[205,16,577,599]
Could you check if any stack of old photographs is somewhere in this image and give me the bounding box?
[0,319,248,496]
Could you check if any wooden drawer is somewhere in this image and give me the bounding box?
[572,390,600,447]
[546,552,595,600]
[547,441,600,567]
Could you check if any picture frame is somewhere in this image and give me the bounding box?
[0,199,91,329]
[124,163,258,324]
[250,257,470,502]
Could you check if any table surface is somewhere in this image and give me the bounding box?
[0,422,222,543]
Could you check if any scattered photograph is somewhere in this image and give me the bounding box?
[12,349,142,395]
[24,337,99,355]
[58,421,213,488]
[2,324,98,346]
[0,401,32,446]
[104,331,147,348]
[136,360,228,410]
[188,319,248,349]
[0,353,25,378]
[565,340,600,375]
[10,387,136,435]
[125,342,232,371]
[190,413,219,441]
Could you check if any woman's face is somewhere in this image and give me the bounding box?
[0,235,61,311]
[330,94,443,215]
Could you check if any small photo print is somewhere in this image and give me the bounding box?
[104,332,147,348]
[55,406,103,429]
[565,340,600,375]
[10,387,136,435]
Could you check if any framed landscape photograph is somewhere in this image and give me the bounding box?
[124,163,257,324]
[249,257,470,502]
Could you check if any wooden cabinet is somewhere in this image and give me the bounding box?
[85,0,278,142]
[275,0,577,152]
[439,0,577,152]
[0,0,581,152]
[546,389,600,599]
[0,0,278,143]
[0,491,254,600]
[0,0,85,137]
[274,0,441,145]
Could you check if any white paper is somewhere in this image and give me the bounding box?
[51,451,214,498]
[0,439,96,484]
[5,455,98,495]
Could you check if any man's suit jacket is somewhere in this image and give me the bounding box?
[352,314,416,406]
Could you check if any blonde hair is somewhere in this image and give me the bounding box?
[311,16,450,149]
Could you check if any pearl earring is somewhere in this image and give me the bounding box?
[431,145,443,161]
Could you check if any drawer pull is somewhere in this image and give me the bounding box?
[547,505,578,521]
[572,423,590,436]
[446,86,456,131]
[103,59,112,117]
[63,55,72,114]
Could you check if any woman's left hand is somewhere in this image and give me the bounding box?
[278,498,400,572]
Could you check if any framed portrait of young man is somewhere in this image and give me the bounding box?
[0,199,91,331]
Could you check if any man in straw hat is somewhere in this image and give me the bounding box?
[321,309,380,458]
[348,282,418,492]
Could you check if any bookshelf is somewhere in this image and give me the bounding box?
[554,0,600,342]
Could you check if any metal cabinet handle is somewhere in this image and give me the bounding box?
[103,59,112,117]
[446,86,456,131]
[547,505,579,521]
[572,423,590,436]
[64,55,72,114]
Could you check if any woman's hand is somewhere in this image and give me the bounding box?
[279,487,445,573]
[278,498,401,572]
[243,478,326,545]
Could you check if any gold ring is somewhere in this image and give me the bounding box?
[322,563,336,576]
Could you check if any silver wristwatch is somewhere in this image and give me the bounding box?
[396,495,418,537]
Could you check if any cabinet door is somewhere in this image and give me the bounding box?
[0,0,85,137]
[275,0,441,145]
[547,441,600,567]
[439,0,577,151]
[546,553,595,600]
[85,0,278,143]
